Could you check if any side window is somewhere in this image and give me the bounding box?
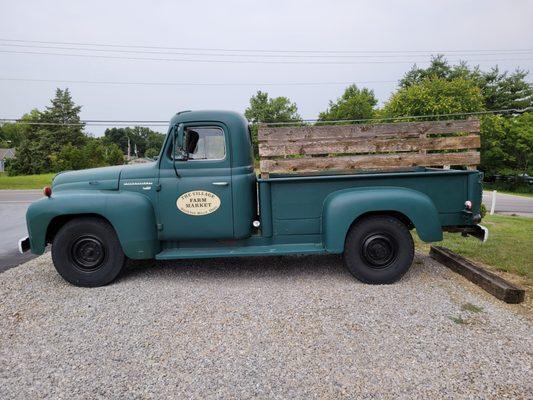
[185,126,226,160]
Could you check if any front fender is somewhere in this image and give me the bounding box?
[323,187,443,253]
[26,190,159,259]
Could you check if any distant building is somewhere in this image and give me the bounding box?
[0,148,15,172]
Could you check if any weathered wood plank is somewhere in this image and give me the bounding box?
[258,119,480,142]
[260,151,480,173]
[259,135,480,157]
[429,246,525,304]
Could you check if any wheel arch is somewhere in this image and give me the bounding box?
[322,187,443,253]
[46,213,113,245]
[26,191,159,259]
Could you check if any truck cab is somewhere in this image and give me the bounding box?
[21,110,486,287]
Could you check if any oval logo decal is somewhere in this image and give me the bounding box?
[176,190,221,216]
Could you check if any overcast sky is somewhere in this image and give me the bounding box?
[1,0,533,136]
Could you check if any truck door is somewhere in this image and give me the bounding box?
[157,123,234,240]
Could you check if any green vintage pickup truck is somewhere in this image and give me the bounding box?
[20,110,487,287]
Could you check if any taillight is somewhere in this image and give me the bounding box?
[464,200,472,210]
[43,186,52,197]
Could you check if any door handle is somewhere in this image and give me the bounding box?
[212,181,229,186]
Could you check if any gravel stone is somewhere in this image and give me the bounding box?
[0,252,531,399]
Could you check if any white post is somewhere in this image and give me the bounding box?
[490,190,497,215]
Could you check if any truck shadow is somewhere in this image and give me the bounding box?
[121,254,425,283]
[123,254,349,282]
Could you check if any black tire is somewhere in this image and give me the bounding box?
[343,215,414,284]
[51,217,126,287]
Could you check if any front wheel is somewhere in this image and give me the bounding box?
[51,217,126,287]
[343,215,414,284]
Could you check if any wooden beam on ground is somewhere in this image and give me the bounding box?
[429,246,525,304]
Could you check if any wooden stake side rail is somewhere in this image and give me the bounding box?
[258,119,480,176]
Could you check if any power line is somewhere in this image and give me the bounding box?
[0,77,398,87]
[2,108,531,127]
[265,107,533,125]
[2,43,533,59]
[2,49,533,65]
[1,38,532,55]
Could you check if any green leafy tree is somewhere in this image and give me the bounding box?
[7,89,89,174]
[105,143,125,165]
[244,90,301,155]
[0,122,26,148]
[103,126,164,157]
[400,55,533,111]
[381,77,485,120]
[318,85,377,122]
[145,147,160,159]
[480,113,533,176]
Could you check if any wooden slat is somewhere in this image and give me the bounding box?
[260,151,480,174]
[258,119,480,142]
[259,135,480,157]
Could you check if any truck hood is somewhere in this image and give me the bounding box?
[53,162,158,192]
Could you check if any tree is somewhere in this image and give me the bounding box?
[145,147,160,159]
[381,77,485,120]
[0,122,26,148]
[105,143,125,165]
[7,89,89,175]
[244,91,301,155]
[480,113,533,176]
[245,91,301,124]
[318,85,377,122]
[400,55,533,111]
[103,126,164,157]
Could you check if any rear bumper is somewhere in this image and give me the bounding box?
[468,224,489,242]
[443,224,489,243]
[18,236,30,254]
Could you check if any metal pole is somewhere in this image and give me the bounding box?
[490,190,497,215]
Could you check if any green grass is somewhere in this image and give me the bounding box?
[484,183,533,197]
[461,303,483,313]
[0,173,55,189]
[415,214,533,279]
[449,316,468,325]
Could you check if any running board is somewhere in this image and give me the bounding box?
[156,243,325,260]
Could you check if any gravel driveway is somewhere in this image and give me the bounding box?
[1,253,531,399]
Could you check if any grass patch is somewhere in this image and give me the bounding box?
[484,183,533,197]
[414,214,533,279]
[461,303,483,313]
[449,316,467,325]
[0,173,55,189]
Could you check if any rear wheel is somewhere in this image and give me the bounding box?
[51,217,125,287]
[343,215,414,284]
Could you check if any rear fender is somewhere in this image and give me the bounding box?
[322,187,443,253]
[26,190,159,259]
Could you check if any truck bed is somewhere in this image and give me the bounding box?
[258,168,482,238]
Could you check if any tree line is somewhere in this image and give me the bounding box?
[0,89,166,175]
[1,55,532,177]
[245,56,533,177]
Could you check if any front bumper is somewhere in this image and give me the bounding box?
[18,236,30,253]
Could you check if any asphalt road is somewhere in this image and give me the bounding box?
[482,190,533,217]
[0,190,43,271]
[0,189,531,270]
